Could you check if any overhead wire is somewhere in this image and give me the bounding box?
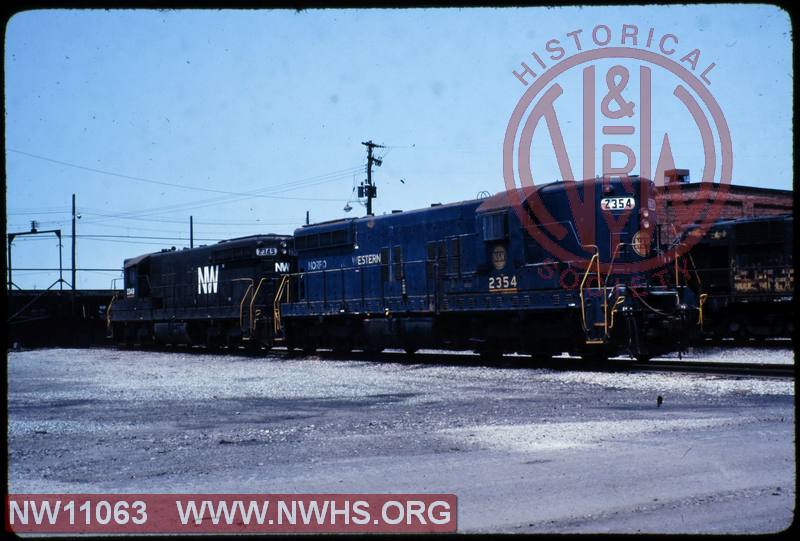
[7,148,363,205]
[75,168,362,226]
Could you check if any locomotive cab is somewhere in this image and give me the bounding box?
[479,175,698,360]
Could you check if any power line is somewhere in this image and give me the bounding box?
[71,168,362,226]
[77,234,223,240]
[11,234,225,241]
[8,148,358,202]
[69,238,200,246]
[8,209,73,216]
[88,169,360,220]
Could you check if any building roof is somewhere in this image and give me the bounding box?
[655,182,793,197]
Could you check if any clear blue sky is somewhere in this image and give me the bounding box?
[5,6,793,289]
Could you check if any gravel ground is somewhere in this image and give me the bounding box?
[7,347,795,533]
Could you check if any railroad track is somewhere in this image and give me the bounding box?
[628,360,795,378]
[100,344,795,378]
[310,350,795,378]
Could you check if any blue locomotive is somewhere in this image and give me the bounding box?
[278,176,699,360]
[109,234,294,349]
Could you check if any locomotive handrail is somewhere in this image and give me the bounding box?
[105,292,118,330]
[233,278,254,333]
[604,241,642,337]
[273,274,290,335]
[698,293,708,330]
[578,244,605,336]
[661,224,703,287]
[671,242,696,288]
[607,295,626,330]
[249,277,269,333]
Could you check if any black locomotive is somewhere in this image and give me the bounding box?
[109,235,293,349]
[279,176,699,360]
[685,214,793,341]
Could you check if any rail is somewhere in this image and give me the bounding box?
[629,359,794,378]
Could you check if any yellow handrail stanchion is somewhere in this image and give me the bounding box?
[106,293,117,331]
[608,295,626,330]
[273,274,290,336]
[698,293,708,330]
[249,277,268,333]
[579,245,600,334]
[233,278,254,333]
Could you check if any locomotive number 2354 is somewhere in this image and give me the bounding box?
[489,275,518,290]
[600,196,636,211]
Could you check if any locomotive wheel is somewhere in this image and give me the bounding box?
[403,346,418,355]
[302,343,317,355]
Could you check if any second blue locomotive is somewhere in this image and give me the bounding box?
[278,176,699,360]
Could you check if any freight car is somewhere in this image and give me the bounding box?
[109,235,294,349]
[278,176,700,361]
[686,214,793,342]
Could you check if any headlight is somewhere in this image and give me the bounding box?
[642,219,650,229]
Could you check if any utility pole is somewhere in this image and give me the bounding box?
[360,140,384,216]
[190,216,194,248]
[57,231,63,291]
[6,235,11,290]
[71,193,76,291]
